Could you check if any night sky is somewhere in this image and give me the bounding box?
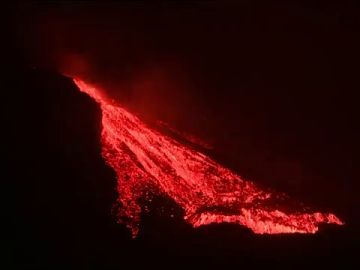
[8,1,360,268]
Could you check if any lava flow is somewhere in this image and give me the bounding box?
[73,77,343,237]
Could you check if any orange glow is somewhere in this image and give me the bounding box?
[73,77,343,237]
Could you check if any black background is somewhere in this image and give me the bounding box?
[8,1,359,268]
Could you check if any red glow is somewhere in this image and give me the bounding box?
[73,77,343,237]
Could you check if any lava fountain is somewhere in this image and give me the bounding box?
[73,77,343,237]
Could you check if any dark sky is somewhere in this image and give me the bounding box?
[8,1,360,268]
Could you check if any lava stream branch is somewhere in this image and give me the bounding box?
[73,77,343,237]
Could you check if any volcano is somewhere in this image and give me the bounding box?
[73,77,343,237]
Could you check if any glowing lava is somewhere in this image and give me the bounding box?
[73,77,343,237]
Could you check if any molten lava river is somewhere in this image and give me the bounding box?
[73,78,343,237]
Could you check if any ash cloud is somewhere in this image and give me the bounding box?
[12,3,209,127]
